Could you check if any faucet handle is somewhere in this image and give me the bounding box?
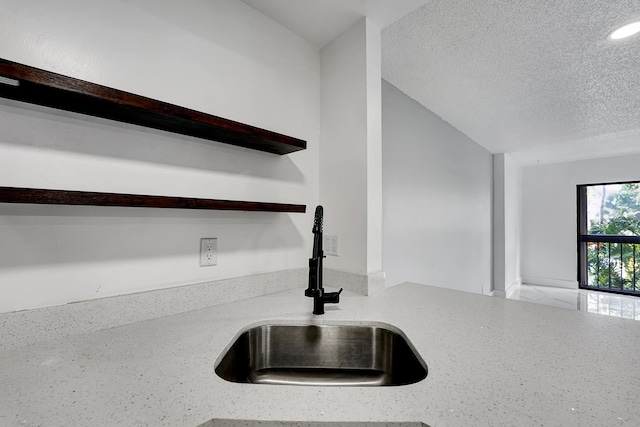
[324,288,343,304]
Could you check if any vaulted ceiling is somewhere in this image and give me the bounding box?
[242,0,640,165]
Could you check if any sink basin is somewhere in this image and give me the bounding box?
[215,322,427,386]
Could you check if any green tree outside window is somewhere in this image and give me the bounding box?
[586,183,640,290]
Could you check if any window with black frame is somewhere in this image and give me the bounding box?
[578,181,640,296]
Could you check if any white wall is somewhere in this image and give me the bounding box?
[382,80,493,294]
[0,0,320,312]
[319,19,383,278]
[521,154,640,288]
[493,153,522,296]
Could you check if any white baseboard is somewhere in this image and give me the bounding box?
[505,278,522,298]
[490,278,522,298]
[521,276,578,289]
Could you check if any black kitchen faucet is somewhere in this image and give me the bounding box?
[305,205,342,314]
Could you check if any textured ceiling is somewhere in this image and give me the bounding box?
[383,0,640,165]
[243,0,640,165]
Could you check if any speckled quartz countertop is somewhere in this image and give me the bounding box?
[1,283,640,426]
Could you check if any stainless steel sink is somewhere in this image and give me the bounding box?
[215,322,427,386]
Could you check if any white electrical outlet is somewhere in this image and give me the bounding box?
[324,235,339,256]
[200,238,217,266]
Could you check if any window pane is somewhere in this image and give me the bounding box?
[587,183,640,235]
[580,182,640,295]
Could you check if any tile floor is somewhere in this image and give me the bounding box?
[508,284,640,321]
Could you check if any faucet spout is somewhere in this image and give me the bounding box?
[305,205,342,314]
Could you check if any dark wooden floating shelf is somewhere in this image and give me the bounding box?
[0,187,306,213]
[0,58,306,155]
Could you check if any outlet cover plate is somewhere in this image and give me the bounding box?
[200,238,217,266]
[324,235,339,256]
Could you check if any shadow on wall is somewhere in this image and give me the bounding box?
[0,98,305,183]
[0,204,303,269]
[124,0,306,81]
